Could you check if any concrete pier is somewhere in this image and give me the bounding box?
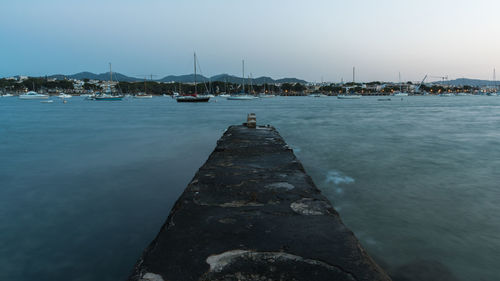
[128,123,391,281]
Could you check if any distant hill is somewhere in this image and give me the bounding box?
[158,74,209,83]
[434,78,499,87]
[41,72,308,84]
[48,72,143,82]
[158,73,307,84]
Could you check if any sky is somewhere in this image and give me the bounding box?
[1,0,500,82]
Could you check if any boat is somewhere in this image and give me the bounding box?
[309,93,326,97]
[176,52,210,103]
[40,100,54,103]
[338,68,362,99]
[93,63,124,101]
[1,93,13,97]
[19,91,49,100]
[58,93,72,98]
[439,93,455,97]
[219,94,230,98]
[259,94,275,98]
[227,95,258,100]
[337,94,361,99]
[378,98,391,101]
[393,92,408,97]
[177,94,210,102]
[94,90,124,101]
[393,72,409,96]
[228,60,258,101]
[486,92,498,96]
[134,93,153,99]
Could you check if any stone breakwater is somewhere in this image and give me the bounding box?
[128,124,391,281]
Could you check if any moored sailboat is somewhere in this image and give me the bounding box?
[93,63,124,101]
[177,53,211,103]
[227,60,258,100]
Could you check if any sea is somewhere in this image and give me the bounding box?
[1,95,499,281]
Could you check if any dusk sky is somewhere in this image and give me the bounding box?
[1,0,499,82]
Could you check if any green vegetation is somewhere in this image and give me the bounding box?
[0,77,74,91]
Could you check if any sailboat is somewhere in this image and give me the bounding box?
[393,72,409,96]
[177,53,210,103]
[94,63,124,101]
[134,78,153,98]
[338,67,361,99]
[487,68,498,96]
[227,60,258,100]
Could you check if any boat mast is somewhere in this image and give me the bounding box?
[399,72,402,92]
[194,52,197,95]
[494,68,497,92]
[109,63,112,83]
[242,60,245,94]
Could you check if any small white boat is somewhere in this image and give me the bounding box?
[227,95,258,100]
[439,93,455,97]
[19,91,49,100]
[486,92,498,96]
[219,94,230,98]
[393,92,409,97]
[337,94,361,99]
[259,94,275,98]
[58,93,72,98]
[134,94,153,99]
[1,93,13,97]
[309,93,327,97]
[40,100,54,103]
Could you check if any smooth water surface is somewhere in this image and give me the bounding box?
[1,96,499,281]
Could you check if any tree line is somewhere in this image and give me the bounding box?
[0,78,74,91]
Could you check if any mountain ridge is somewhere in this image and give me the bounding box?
[39,72,308,84]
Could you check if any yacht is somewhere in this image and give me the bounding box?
[259,93,275,98]
[93,63,124,101]
[439,93,455,97]
[58,93,72,98]
[176,52,210,103]
[228,60,258,101]
[177,94,210,102]
[94,89,124,100]
[19,91,49,100]
[1,93,13,97]
[227,95,257,100]
[309,93,326,97]
[337,94,361,99]
[393,92,409,97]
[134,93,153,99]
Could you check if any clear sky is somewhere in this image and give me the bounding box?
[1,0,499,82]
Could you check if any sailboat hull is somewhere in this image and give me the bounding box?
[176,96,210,102]
[337,95,361,99]
[227,95,258,100]
[94,96,123,101]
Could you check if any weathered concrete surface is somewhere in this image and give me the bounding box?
[129,125,391,281]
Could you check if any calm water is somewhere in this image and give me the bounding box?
[1,96,499,281]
